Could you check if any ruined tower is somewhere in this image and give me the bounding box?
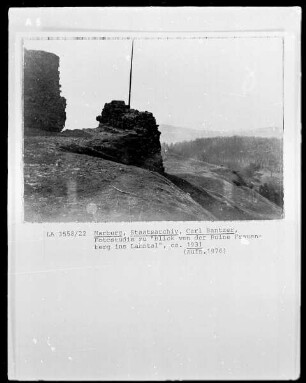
[23,49,66,134]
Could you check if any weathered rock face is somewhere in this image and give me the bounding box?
[94,100,164,173]
[23,49,66,134]
[96,100,129,128]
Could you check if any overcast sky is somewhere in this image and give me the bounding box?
[24,37,283,132]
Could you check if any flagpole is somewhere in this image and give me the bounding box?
[128,39,134,108]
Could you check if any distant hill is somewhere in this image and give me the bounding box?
[163,135,283,171]
[230,126,283,139]
[159,124,208,144]
[159,124,283,144]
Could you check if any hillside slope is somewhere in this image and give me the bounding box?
[163,154,283,220]
[24,136,215,222]
[24,132,283,222]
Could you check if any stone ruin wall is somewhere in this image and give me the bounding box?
[23,49,66,134]
[96,101,164,173]
[23,50,164,174]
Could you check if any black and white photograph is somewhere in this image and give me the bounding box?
[23,34,284,222]
[8,7,301,381]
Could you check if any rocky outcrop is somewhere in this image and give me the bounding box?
[93,100,164,173]
[60,100,164,173]
[23,49,66,134]
[24,135,215,222]
[23,133,283,222]
[96,100,129,128]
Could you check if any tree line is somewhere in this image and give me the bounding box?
[162,136,283,175]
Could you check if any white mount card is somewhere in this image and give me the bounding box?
[8,7,301,381]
